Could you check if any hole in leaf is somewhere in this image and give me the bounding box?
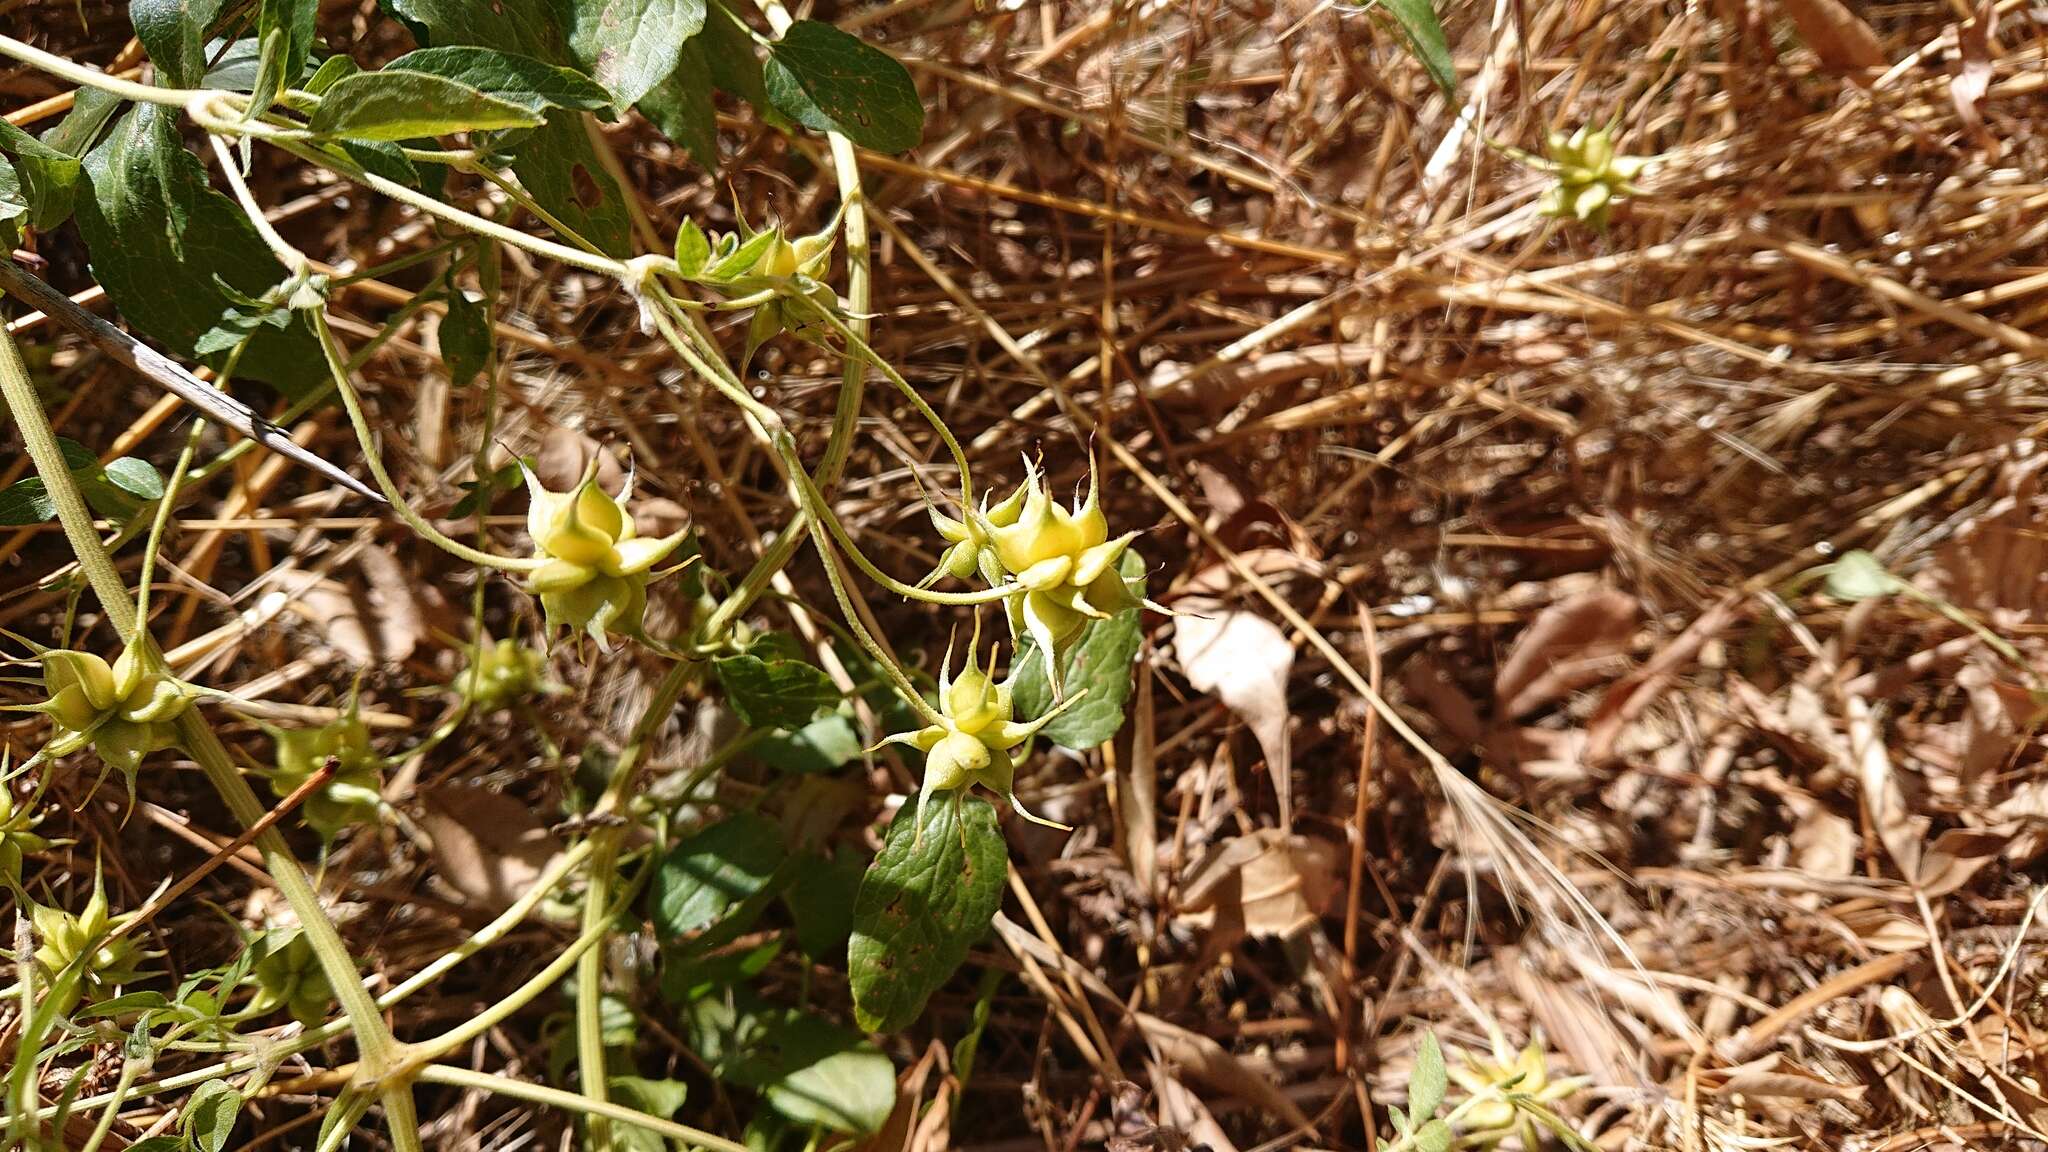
[572,164,603,209]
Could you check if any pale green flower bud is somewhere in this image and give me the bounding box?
[1538,124,1653,229]
[876,629,1075,833]
[31,873,146,1016]
[522,459,689,648]
[980,460,1141,689]
[1449,1039,1587,1147]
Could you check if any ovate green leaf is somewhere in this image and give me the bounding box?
[749,1014,895,1134]
[1009,549,1145,749]
[385,47,614,113]
[649,811,785,940]
[565,0,707,108]
[76,106,323,393]
[130,0,228,87]
[506,110,634,256]
[637,35,719,165]
[763,20,923,153]
[101,456,165,500]
[848,796,1005,1033]
[714,652,839,730]
[309,69,542,141]
[1367,0,1459,103]
[0,478,55,526]
[1411,1031,1447,1119]
[439,289,492,387]
[672,217,711,277]
[181,1079,243,1152]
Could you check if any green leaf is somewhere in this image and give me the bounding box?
[101,456,165,500]
[1414,1118,1454,1152]
[763,20,923,153]
[1008,549,1145,749]
[1366,0,1459,103]
[250,0,319,114]
[0,91,119,233]
[672,217,711,277]
[783,851,863,958]
[848,795,1005,1033]
[701,2,773,113]
[0,477,53,524]
[1411,1031,1447,1119]
[659,937,781,1003]
[385,47,614,113]
[565,0,706,108]
[609,1076,690,1152]
[200,37,267,94]
[507,110,634,256]
[1824,549,1900,601]
[181,1079,243,1152]
[439,289,492,386]
[76,105,324,394]
[714,652,839,729]
[699,227,776,283]
[303,53,361,95]
[130,0,228,87]
[754,712,862,775]
[637,36,719,166]
[0,154,27,229]
[308,69,542,141]
[649,811,785,940]
[747,1014,895,1134]
[124,1139,183,1152]
[386,0,563,57]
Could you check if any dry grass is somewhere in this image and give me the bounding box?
[5,0,2048,1149]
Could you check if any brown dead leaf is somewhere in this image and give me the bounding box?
[1779,0,1887,76]
[1494,588,1639,717]
[1137,1012,1312,1131]
[1952,0,1997,149]
[278,545,430,667]
[533,426,626,494]
[1178,829,1341,943]
[1588,595,1738,764]
[1173,606,1294,826]
[1915,826,2006,898]
[1844,691,1925,881]
[1714,1069,1868,1105]
[418,785,568,916]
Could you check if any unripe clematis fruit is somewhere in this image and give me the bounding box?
[983,459,1141,690]
[31,872,146,1016]
[876,628,1080,833]
[250,930,334,1026]
[455,637,554,712]
[270,713,386,839]
[523,458,690,648]
[0,787,49,888]
[1537,124,1652,230]
[37,645,191,780]
[922,475,1031,589]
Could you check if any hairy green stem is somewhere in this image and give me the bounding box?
[415,1065,749,1152]
[575,657,698,1152]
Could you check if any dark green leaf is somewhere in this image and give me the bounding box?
[181,1079,243,1152]
[649,811,785,940]
[672,217,711,277]
[77,990,173,1017]
[0,478,56,525]
[124,1140,182,1152]
[386,47,613,113]
[609,1075,690,1152]
[386,0,562,58]
[1008,549,1145,749]
[659,937,781,1003]
[130,0,228,87]
[763,20,923,153]
[101,456,165,500]
[1368,0,1459,103]
[507,110,634,256]
[0,91,118,233]
[747,1014,894,1134]
[309,69,542,141]
[754,712,862,775]
[848,796,1005,1033]
[783,851,863,958]
[714,652,838,729]
[248,0,318,113]
[55,438,97,471]
[0,154,28,230]
[566,0,706,108]
[701,2,773,113]
[76,106,324,394]
[637,36,719,165]
[439,289,492,386]
[200,37,267,93]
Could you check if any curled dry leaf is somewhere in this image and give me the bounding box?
[1173,605,1294,825]
[277,544,432,667]
[1136,1011,1313,1132]
[1779,0,1887,76]
[1177,828,1342,943]
[1494,587,1639,718]
[417,784,568,916]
